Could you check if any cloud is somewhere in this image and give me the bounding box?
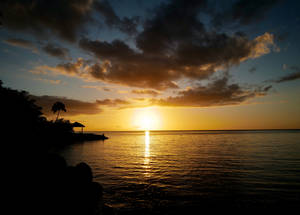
[282,64,288,70]
[0,0,140,41]
[32,56,180,90]
[42,43,70,59]
[77,30,275,89]
[249,32,277,58]
[30,75,273,110]
[81,85,111,92]
[33,78,62,85]
[3,38,38,53]
[31,58,90,78]
[249,67,257,73]
[151,76,272,107]
[94,0,139,35]
[18,0,279,106]
[0,10,3,27]
[0,0,94,42]
[263,85,273,92]
[76,0,277,90]
[30,95,103,117]
[78,39,182,89]
[131,89,161,96]
[96,98,130,106]
[33,28,276,90]
[30,94,137,115]
[273,66,300,83]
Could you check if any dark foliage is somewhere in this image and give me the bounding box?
[1,80,112,214]
[0,80,78,150]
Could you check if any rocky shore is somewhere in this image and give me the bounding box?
[33,153,114,215]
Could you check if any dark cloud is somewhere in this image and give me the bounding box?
[131,89,161,96]
[136,0,207,55]
[4,38,33,47]
[151,76,272,107]
[0,11,3,27]
[79,38,136,59]
[0,0,140,41]
[135,0,275,60]
[274,66,300,83]
[30,95,102,117]
[55,58,88,76]
[3,38,71,58]
[55,46,181,89]
[0,0,94,41]
[213,0,281,27]
[24,0,277,96]
[263,85,273,92]
[29,74,272,110]
[249,67,257,73]
[94,0,139,35]
[76,0,276,89]
[42,43,70,59]
[3,38,37,53]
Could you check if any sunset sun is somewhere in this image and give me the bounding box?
[133,108,161,131]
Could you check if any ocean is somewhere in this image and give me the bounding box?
[58,130,300,213]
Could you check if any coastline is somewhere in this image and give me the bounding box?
[71,133,109,141]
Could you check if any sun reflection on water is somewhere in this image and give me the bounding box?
[144,130,150,174]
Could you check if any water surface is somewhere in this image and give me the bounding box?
[59,130,300,212]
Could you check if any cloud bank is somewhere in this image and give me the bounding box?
[151,76,273,107]
[42,43,70,60]
[0,0,138,41]
[274,66,300,83]
[3,38,38,53]
[31,95,103,117]
[2,0,282,113]
[33,31,275,90]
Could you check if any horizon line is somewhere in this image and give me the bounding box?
[83,128,300,132]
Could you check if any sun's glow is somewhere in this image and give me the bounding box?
[133,107,161,131]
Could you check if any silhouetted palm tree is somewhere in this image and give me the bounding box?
[52,102,66,121]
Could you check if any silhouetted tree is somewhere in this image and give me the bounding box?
[52,101,66,121]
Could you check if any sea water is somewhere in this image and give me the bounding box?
[59,130,300,213]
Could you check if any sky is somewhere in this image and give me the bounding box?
[0,0,300,131]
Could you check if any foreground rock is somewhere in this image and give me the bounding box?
[26,153,114,215]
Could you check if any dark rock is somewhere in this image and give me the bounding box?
[103,204,115,215]
[75,162,93,184]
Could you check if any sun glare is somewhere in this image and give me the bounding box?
[133,108,161,131]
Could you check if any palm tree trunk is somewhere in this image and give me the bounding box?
[56,110,60,121]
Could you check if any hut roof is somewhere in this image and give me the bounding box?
[72,122,85,127]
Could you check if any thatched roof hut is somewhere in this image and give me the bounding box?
[72,122,85,133]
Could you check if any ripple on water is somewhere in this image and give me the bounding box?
[60,131,300,211]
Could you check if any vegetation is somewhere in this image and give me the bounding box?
[1,80,78,149]
[52,101,67,121]
[1,80,112,214]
